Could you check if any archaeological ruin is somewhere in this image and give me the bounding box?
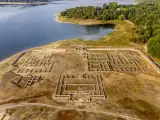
[55,74,106,102]
[83,50,145,72]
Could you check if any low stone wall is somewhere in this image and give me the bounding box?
[12,52,26,66]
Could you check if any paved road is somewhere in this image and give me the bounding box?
[0,103,140,120]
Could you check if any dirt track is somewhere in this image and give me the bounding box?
[0,103,140,120]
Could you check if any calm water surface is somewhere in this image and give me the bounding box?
[0,0,135,60]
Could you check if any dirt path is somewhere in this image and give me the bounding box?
[0,103,140,120]
[144,44,147,53]
[125,20,135,27]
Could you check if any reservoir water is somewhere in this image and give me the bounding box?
[0,0,135,61]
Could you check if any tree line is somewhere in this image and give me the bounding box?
[61,2,132,21]
[61,0,160,59]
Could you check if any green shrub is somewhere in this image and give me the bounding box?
[147,35,160,59]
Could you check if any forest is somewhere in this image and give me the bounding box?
[60,0,160,59]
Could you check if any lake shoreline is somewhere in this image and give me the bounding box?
[0,14,136,63]
[55,14,113,25]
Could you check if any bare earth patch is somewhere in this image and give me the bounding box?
[0,46,159,120]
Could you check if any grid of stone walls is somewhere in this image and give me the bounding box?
[84,51,144,72]
[11,75,42,88]
[15,53,54,74]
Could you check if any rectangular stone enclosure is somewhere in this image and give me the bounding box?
[55,74,105,102]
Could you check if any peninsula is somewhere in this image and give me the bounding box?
[0,0,160,120]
